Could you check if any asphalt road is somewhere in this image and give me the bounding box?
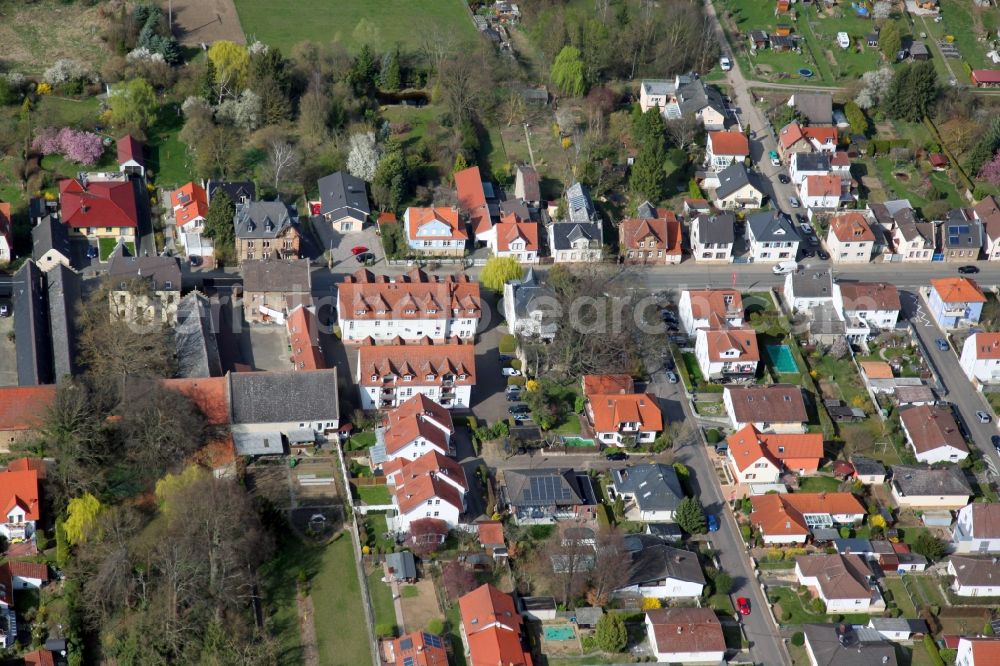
[902,290,1000,475]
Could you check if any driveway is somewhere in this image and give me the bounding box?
[904,289,1000,475]
[471,295,511,425]
[245,324,289,371]
[310,217,384,270]
[0,315,16,387]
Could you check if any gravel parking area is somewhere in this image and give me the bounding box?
[246,325,290,371]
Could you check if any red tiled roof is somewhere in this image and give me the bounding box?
[900,404,969,455]
[455,166,487,211]
[59,178,139,229]
[459,584,532,666]
[803,126,837,145]
[0,386,57,431]
[406,207,467,241]
[972,70,1000,84]
[583,374,635,397]
[0,468,41,522]
[685,289,743,321]
[778,123,806,149]
[619,213,682,256]
[391,451,468,515]
[751,492,865,537]
[829,212,875,242]
[287,306,325,371]
[704,327,759,362]
[726,384,808,425]
[6,560,49,582]
[382,410,450,456]
[970,638,1000,661]
[387,631,449,666]
[709,131,750,156]
[837,282,900,312]
[805,174,842,198]
[969,503,1000,538]
[6,457,46,480]
[646,608,725,656]
[340,269,481,321]
[968,332,1000,360]
[359,341,476,387]
[496,221,540,252]
[116,134,143,166]
[478,521,505,547]
[385,393,455,434]
[589,393,662,433]
[859,361,894,379]
[161,377,230,425]
[931,277,986,303]
[23,649,56,666]
[0,202,11,249]
[726,424,823,472]
[171,182,209,226]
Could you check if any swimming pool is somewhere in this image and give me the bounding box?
[543,625,577,641]
[765,344,798,374]
[561,436,595,447]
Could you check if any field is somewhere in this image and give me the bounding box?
[313,536,374,666]
[170,0,247,46]
[234,0,479,53]
[0,0,108,73]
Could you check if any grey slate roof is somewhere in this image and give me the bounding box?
[503,468,586,507]
[317,170,370,221]
[696,213,736,245]
[794,153,832,172]
[715,162,756,200]
[622,543,705,588]
[234,200,296,240]
[31,215,72,266]
[551,222,601,251]
[107,249,181,292]
[642,76,726,117]
[242,259,311,293]
[385,551,416,580]
[891,464,972,497]
[791,269,834,298]
[949,556,997,586]
[566,182,597,223]
[637,201,658,219]
[801,624,897,666]
[229,368,339,425]
[645,523,683,541]
[747,210,799,243]
[500,198,531,220]
[790,93,834,125]
[942,209,983,250]
[175,292,222,378]
[207,180,256,206]
[507,269,558,335]
[610,464,684,514]
[573,607,604,627]
[46,264,80,382]
[850,456,886,477]
[233,431,285,456]
[13,260,53,386]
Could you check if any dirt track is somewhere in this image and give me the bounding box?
[168,0,246,46]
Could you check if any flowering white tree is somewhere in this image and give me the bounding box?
[856,66,894,110]
[215,90,262,131]
[346,132,381,182]
[43,59,89,86]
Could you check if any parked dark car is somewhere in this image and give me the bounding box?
[958,265,980,274]
[992,435,1000,453]
[707,514,720,532]
[778,174,790,184]
[508,404,530,416]
[605,450,628,461]
[817,250,830,260]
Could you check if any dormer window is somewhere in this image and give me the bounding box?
[405,308,416,315]
[377,309,386,315]
[458,373,466,380]
[403,374,413,381]
[452,308,459,314]
[356,309,366,316]
[371,374,378,381]
[425,374,435,381]
[164,281,172,290]
[383,374,394,382]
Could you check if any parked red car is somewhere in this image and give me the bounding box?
[736,597,751,615]
[351,246,369,255]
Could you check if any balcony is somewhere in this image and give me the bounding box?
[942,307,971,318]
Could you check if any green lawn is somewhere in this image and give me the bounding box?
[882,576,918,618]
[865,157,964,212]
[552,414,583,436]
[313,536,374,666]
[99,238,134,261]
[768,587,871,626]
[259,535,322,665]
[807,353,871,412]
[357,484,392,506]
[796,475,841,494]
[234,0,479,53]
[937,0,997,69]
[368,569,397,635]
[362,511,396,553]
[709,593,735,614]
[445,603,468,666]
[146,103,190,188]
[347,432,377,451]
[401,585,420,599]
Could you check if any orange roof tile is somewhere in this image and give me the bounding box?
[931,277,987,303]
[726,424,823,472]
[392,450,468,515]
[59,178,138,229]
[900,404,969,455]
[589,393,662,433]
[286,306,325,371]
[459,584,532,666]
[387,631,449,666]
[778,123,806,149]
[583,374,635,397]
[829,212,875,242]
[382,411,451,456]
[709,131,750,156]
[0,386,57,431]
[496,221,540,252]
[751,492,865,537]
[970,638,1000,662]
[23,650,55,666]
[969,332,1000,360]
[704,327,759,362]
[802,126,838,145]
[0,468,40,522]
[171,182,209,226]
[619,213,682,256]
[454,166,487,212]
[340,269,481,321]
[406,207,467,241]
[685,290,743,321]
[805,174,842,198]
[385,394,455,432]
[5,560,49,582]
[6,457,46,480]
[478,521,505,547]
[359,341,476,387]
[161,377,230,425]
[859,361,894,379]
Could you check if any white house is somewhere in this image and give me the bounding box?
[336,268,481,344]
[956,637,1000,666]
[695,326,759,383]
[609,464,684,522]
[639,76,727,129]
[833,282,901,342]
[678,289,743,334]
[891,464,973,510]
[690,212,735,262]
[357,341,475,410]
[586,393,662,447]
[974,195,1000,262]
[375,393,455,465]
[751,493,866,544]
[899,404,970,464]
[784,269,834,313]
[795,553,881,613]
[826,212,876,263]
[502,268,558,341]
[491,217,540,264]
[712,162,764,210]
[615,544,706,599]
[387,450,468,531]
[404,207,467,256]
[960,332,1000,388]
[789,153,832,186]
[952,503,1000,554]
[725,425,823,484]
[746,211,800,262]
[949,556,1000,597]
[705,131,749,169]
[799,174,847,210]
[645,608,726,664]
[549,222,603,263]
[723,384,808,433]
[0,465,40,542]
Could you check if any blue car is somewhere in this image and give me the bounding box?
[707,514,720,532]
[935,339,949,352]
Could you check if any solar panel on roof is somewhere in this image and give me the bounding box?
[423,633,444,648]
[403,657,414,666]
[400,638,413,650]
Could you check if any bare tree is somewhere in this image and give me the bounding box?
[587,530,630,606]
[544,526,595,607]
[664,116,700,151]
[77,505,144,626]
[264,138,300,189]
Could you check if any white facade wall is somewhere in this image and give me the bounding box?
[359,384,472,410]
[953,505,1000,554]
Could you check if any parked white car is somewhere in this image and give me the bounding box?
[501,367,521,377]
[772,261,799,275]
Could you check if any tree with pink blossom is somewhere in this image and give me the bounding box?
[33,127,62,155]
[32,126,104,165]
[979,151,1000,187]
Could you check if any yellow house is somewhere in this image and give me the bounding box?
[59,175,138,240]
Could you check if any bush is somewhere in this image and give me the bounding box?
[507,376,526,387]
[781,609,792,621]
[714,573,733,595]
[705,429,721,444]
[740,524,752,541]
[809,597,827,614]
[767,548,784,562]
[426,618,444,635]
[510,359,522,370]
[597,503,613,529]
[375,623,397,638]
[594,613,627,653]
[791,632,804,647]
[499,334,517,354]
